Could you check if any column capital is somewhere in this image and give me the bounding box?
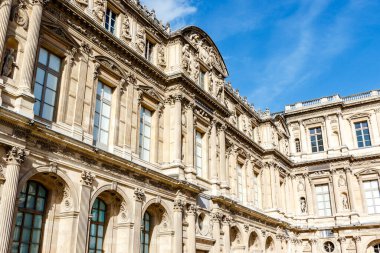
[173,199,185,212]
[81,170,95,186]
[222,215,232,225]
[211,211,222,223]
[353,236,361,242]
[31,0,49,6]
[5,146,27,165]
[134,188,145,202]
[337,237,347,243]
[187,204,198,215]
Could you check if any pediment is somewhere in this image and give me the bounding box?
[41,20,80,48]
[137,85,164,103]
[273,115,289,136]
[95,56,127,79]
[355,168,380,177]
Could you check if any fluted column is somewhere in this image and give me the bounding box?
[338,237,347,253]
[0,147,26,253]
[345,168,356,212]
[173,199,185,253]
[185,102,196,182]
[219,124,227,193]
[173,94,182,164]
[210,120,218,193]
[0,0,13,62]
[187,205,197,253]
[19,0,47,93]
[131,188,145,253]
[211,212,221,253]
[76,171,95,253]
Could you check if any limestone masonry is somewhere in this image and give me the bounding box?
[0,1,379,253]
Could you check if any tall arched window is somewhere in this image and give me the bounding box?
[141,212,152,253]
[89,198,107,253]
[295,138,301,153]
[374,244,380,253]
[12,181,48,253]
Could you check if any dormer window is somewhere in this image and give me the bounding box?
[105,8,117,34]
[145,39,155,62]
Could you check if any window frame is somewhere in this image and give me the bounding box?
[33,47,63,122]
[236,163,243,202]
[140,212,152,253]
[295,138,301,153]
[195,130,203,177]
[88,198,107,253]
[309,126,325,153]
[144,39,155,63]
[314,183,333,217]
[12,180,48,253]
[354,120,372,148]
[139,106,153,162]
[104,5,118,35]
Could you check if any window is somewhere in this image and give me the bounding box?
[309,127,324,153]
[295,138,301,153]
[105,8,117,34]
[355,121,372,148]
[199,70,205,88]
[237,164,243,202]
[33,48,62,121]
[141,212,151,253]
[195,131,203,176]
[363,180,380,214]
[145,40,154,62]
[139,107,152,161]
[374,244,380,253]
[12,181,47,253]
[89,198,107,253]
[93,81,112,147]
[323,241,335,252]
[315,184,332,216]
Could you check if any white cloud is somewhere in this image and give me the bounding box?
[140,0,196,26]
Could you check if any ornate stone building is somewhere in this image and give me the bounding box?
[0,1,379,253]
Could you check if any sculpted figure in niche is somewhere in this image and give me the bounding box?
[136,27,146,52]
[157,45,166,68]
[193,60,200,80]
[300,197,307,213]
[216,79,224,101]
[93,0,106,22]
[182,44,191,74]
[121,16,131,41]
[2,48,17,77]
[342,193,349,210]
[207,46,216,67]
[209,72,214,93]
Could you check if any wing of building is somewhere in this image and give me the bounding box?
[0,1,379,253]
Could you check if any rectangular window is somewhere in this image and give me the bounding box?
[363,180,380,214]
[355,121,372,148]
[195,131,203,176]
[237,164,243,202]
[145,40,154,62]
[315,184,332,216]
[309,127,324,153]
[33,48,62,121]
[139,107,152,161]
[253,173,259,207]
[199,71,205,88]
[93,81,112,147]
[105,8,117,34]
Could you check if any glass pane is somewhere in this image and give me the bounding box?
[36,197,45,212]
[102,103,111,117]
[20,243,29,253]
[99,131,108,145]
[49,54,61,72]
[13,226,21,241]
[97,225,104,237]
[30,244,39,253]
[90,224,97,236]
[38,48,48,65]
[31,229,41,243]
[34,215,42,229]
[99,200,106,210]
[12,242,19,253]
[97,82,102,95]
[145,126,151,138]
[100,117,109,130]
[103,86,112,101]
[35,68,45,85]
[99,210,105,223]
[46,73,58,90]
[89,236,96,249]
[44,89,56,106]
[42,103,54,121]
[33,101,41,116]
[38,187,46,197]
[26,195,36,209]
[16,213,23,225]
[21,228,31,242]
[92,209,98,221]
[96,238,103,249]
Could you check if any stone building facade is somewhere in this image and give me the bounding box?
[0,1,379,253]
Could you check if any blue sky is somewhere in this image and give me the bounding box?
[141,0,380,112]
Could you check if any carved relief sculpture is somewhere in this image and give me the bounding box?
[300,197,307,213]
[157,45,166,68]
[75,0,88,6]
[11,0,29,30]
[136,26,146,53]
[93,0,106,22]
[193,59,199,81]
[121,15,132,41]
[342,193,349,210]
[182,44,191,74]
[1,48,17,77]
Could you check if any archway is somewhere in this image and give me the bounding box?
[248,230,262,253]
[265,236,275,253]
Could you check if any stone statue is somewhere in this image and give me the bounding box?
[216,80,224,100]
[2,48,17,77]
[136,27,146,52]
[11,0,29,30]
[300,197,307,213]
[342,194,349,210]
[121,16,131,41]
[193,60,199,80]
[157,45,166,68]
[93,0,106,22]
[182,44,191,74]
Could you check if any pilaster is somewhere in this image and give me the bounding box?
[173,198,185,253]
[132,188,145,253]
[186,205,197,253]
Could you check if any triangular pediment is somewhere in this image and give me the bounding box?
[41,19,80,48]
[138,85,164,103]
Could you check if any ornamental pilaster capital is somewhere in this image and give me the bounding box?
[310,238,318,244]
[222,215,232,225]
[185,101,195,111]
[31,0,49,6]
[211,211,222,223]
[173,93,183,103]
[5,146,27,165]
[338,237,346,243]
[218,123,227,133]
[173,199,185,212]
[81,171,95,186]
[353,236,361,242]
[187,204,198,215]
[134,188,145,202]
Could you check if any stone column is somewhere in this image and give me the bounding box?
[219,124,227,193]
[299,121,308,153]
[304,175,314,215]
[19,0,47,93]
[185,102,196,182]
[0,147,26,253]
[210,120,218,193]
[131,188,145,253]
[186,205,197,253]
[353,236,361,253]
[338,237,347,253]
[0,0,12,62]
[211,212,221,253]
[173,199,185,253]
[269,164,277,208]
[331,169,340,213]
[345,168,356,212]
[222,216,231,253]
[173,94,183,164]
[325,117,333,150]
[337,113,347,148]
[76,171,95,253]
[310,239,318,253]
